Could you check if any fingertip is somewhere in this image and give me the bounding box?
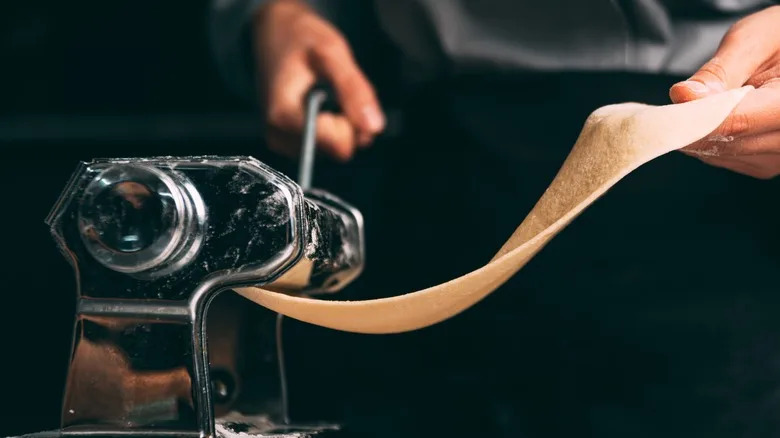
[669,84,689,103]
[323,139,355,162]
[333,147,355,162]
[670,80,710,103]
[360,105,386,133]
[316,114,357,161]
[356,131,374,148]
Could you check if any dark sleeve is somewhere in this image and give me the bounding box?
[207,0,366,102]
[208,0,264,101]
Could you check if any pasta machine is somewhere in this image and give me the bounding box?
[18,91,364,438]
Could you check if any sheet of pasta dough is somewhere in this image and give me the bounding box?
[235,87,752,334]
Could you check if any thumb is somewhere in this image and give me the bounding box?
[670,11,778,103]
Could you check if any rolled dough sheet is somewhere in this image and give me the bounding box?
[236,87,752,334]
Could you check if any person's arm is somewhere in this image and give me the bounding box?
[209,0,385,161]
[208,0,264,102]
[670,5,780,179]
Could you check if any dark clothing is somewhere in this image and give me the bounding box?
[210,0,775,98]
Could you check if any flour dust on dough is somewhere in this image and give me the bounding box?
[235,86,753,335]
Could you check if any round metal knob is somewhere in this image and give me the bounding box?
[90,180,168,253]
[78,164,206,278]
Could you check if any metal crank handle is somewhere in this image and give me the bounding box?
[298,83,403,189]
[299,85,336,190]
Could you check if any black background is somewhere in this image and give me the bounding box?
[2,1,780,438]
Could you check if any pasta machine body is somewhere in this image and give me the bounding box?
[23,155,364,438]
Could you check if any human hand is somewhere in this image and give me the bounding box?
[670,6,780,179]
[254,0,385,161]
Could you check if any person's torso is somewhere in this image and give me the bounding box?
[371,0,773,82]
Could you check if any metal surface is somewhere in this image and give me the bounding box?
[78,163,207,278]
[299,89,327,191]
[33,155,365,438]
[302,189,364,294]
